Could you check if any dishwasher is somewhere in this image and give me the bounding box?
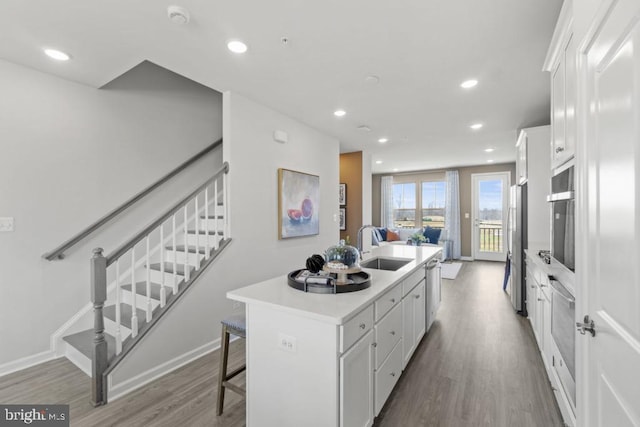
[426,258,442,332]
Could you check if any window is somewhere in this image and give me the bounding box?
[392,183,416,228]
[422,181,446,229]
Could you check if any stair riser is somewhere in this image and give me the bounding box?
[199,218,224,232]
[149,269,186,285]
[185,233,222,247]
[164,250,204,265]
[104,317,132,340]
[120,290,162,311]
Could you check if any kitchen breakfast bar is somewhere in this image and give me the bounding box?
[227,245,442,427]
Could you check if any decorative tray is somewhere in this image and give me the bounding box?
[287,269,371,294]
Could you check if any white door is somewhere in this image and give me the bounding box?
[472,172,510,261]
[578,1,640,425]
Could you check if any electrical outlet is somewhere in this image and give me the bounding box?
[278,333,297,352]
[0,217,14,232]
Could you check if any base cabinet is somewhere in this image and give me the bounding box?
[402,280,426,368]
[340,330,374,427]
[374,339,403,415]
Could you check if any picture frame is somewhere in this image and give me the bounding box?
[339,183,347,206]
[278,168,320,239]
[339,208,346,230]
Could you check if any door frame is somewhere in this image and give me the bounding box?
[471,171,511,261]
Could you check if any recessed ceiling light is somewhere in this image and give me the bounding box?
[44,48,70,61]
[378,138,388,143]
[484,148,495,152]
[487,159,494,163]
[334,109,346,117]
[460,79,478,89]
[227,40,248,54]
[375,160,383,164]
[357,125,371,132]
[470,123,483,130]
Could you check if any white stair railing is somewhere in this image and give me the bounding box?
[89,161,230,406]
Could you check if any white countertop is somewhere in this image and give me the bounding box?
[227,244,442,325]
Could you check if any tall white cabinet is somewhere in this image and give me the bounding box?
[515,126,551,252]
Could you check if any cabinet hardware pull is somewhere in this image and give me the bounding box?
[359,323,366,329]
[555,146,565,153]
[390,331,395,335]
[372,342,377,347]
[390,372,396,377]
[538,298,544,301]
[415,294,420,299]
[390,298,396,303]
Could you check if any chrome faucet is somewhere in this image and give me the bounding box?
[356,224,377,257]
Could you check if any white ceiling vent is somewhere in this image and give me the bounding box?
[168,6,190,24]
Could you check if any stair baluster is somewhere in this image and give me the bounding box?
[205,188,210,259]
[130,248,138,338]
[159,224,166,307]
[115,260,122,355]
[214,180,220,250]
[172,214,178,295]
[183,206,190,282]
[145,235,152,322]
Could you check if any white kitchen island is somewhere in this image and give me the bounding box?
[227,245,442,427]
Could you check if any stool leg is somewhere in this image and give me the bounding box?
[216,324,230,416]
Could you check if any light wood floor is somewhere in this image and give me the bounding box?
[0,261,563,426]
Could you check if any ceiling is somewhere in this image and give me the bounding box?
[0,0,562,174]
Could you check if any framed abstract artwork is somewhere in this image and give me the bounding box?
[339,208,346,230]
[278,168,320,239]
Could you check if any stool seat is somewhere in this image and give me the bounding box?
[221,314,246,337]
[217,313,247,416]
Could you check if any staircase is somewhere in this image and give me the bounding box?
[56,161,231,406]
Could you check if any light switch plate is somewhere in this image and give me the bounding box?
[278,333,297,352]
[0,217,14,232]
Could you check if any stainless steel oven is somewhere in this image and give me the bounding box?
[548,166,575,272]
[549,277,576,409]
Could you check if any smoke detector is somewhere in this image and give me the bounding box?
[168,6,190,24]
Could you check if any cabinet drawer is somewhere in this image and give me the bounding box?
[374,339,403,416]
[340,305,374,353]
[402,267,425,297]
[375,284,402,322]
[375,303,402,368]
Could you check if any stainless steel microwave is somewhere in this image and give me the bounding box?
[547,166,575,272]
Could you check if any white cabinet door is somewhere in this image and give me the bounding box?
[581,1,640,424]
[401,294,415,368]
[340,329,374,427]
[551,56,566,168]
[563,33,576,164]
[413,281,426,344]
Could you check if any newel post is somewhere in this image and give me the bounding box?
[90,247,108,406]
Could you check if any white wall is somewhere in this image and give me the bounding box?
[0,59,223,367]
[109,92,340,391]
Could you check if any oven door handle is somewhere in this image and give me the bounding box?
[549,278,575,307]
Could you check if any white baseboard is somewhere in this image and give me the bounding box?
[107,337,223,402]
[460,256,474,261]
[0,350,59,377]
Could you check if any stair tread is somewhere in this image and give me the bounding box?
[148,262,193,275]
[63,329,116,360]
[121,281,171,300]
[104,303,147,329]
[165,245,208,254]
[187,229,224,236]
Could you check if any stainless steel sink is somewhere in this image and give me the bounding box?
[360,257,412,271]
